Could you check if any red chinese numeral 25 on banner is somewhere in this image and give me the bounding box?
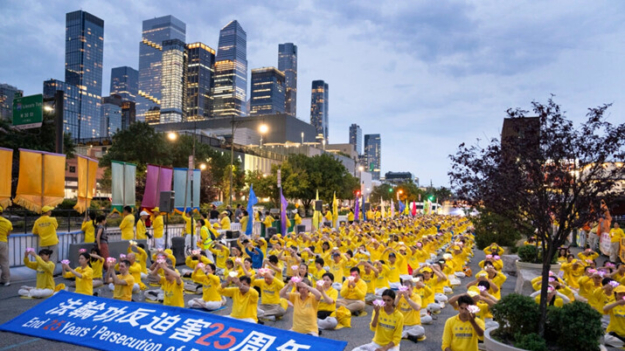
[196,323,244,349]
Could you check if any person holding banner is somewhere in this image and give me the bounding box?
[219,275,260,323]
[32,206,59,263]
[0,206,12,286]
[188,263,226,310]
[281,277,322,336]
[19,249,55,298]
[353,289,404,351]
[119,206,135,240]
[152,208,165,249]
[106,259,135,302]
[61,252,93,296]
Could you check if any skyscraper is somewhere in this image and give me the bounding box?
[310,80,329,142]
[110,66,138,102]
[137,15,186,122]
[0,84,23,120]
[65,10,104,139]
[213,20,247,117]
[250,67,285,115]
[101,95,122,137]
[185,42,215,121]
[349,124,362,155]
[364,134,381,180]
[278,43,297,117]
[160,39,187,124]
[43,79,80,137]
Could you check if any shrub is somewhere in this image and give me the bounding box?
[547,302,603,351]
[491,294,541,341]
[518,245,538,263]
[514,333,548,351]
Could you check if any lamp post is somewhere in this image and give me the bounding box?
[259,123,268,148]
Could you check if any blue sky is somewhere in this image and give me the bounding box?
[2,0,624,187]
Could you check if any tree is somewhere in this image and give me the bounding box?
[99,122,171,171]
[370,183,394,203]
[449,97,625,337]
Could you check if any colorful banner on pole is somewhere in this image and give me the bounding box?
[173,168,200,213]
[354,195,360,221]
[0,291,347,351]
[0,147,13,209]
[111,161,136,213]
[280,188,287,235]
[14,149,66,213]
[332,192,338,227]
[141,164,173,211]
[246,184,258,235]
[73,155,99,214]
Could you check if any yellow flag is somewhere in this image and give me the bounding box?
[0,148,13,209]
[73,155,98,213]
[332,192,338,227]
[313,189,320,230]
[14,149,66,213]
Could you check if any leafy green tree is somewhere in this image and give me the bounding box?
[99,122,171,171]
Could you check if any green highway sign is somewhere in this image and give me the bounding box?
[13,94,43,129]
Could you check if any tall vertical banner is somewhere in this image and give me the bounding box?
[173,168,200,212]
[73,155,98,214]
[380,200,386,219]
[111,161,136,213]
[332,192,338,227]
[246,184,258,235]
[390,199,395,218]
[280,188,287,235]
[354,195,360,221]
[411,201,417,217]
[14,149,65,213]
[0,147,13,209]
[141,164,173,211]
[312,189,320,230]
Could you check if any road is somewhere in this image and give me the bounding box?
[0,249,514,351]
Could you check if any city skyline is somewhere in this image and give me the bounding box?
[2,1,625,185]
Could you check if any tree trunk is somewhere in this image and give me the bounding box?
[538,242,555,337]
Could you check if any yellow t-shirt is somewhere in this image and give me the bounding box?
[318,287,338,316]
[361,270,376,294]
[375,265,390,289]
[152,215,164,238]
[535,295,563,308]
[209,246,230,269]
[611,228,625,243]
[253,278,285,305]
[113,274,135,301]
[182,213,194,235]
[129,246,148,274]
[32,215,59,246]
[73,266,93,296]
[136,219,147,240]
[327,259,346,283]
[397,293,422,326]
[160,276,184,308]
[289,293,320,335]
[220,216,231,230]
[195,273,221,302]
[340,279,367,300]
[91,258,104,279]
[81,220,95,243]
[219,287,259,322]
[442,315,486,351]
[607,304,625,335]
[0,216,13,242]
[415,286,435,305]
[590,287,615,314]
[371,308,404,347]
[120,214,135,240]
[24,256,55,290]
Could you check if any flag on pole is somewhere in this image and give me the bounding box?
[411,201,416,217]
[246,184,258,235]
[14,149,66,213]
[381,200,386,218]
[402,200,409,215]
[280,188,288,235]
[332,192,338,227]
[390,199,395,218]
[355,195,360,220]
[362,195,367,221]
[398,200,405,215]
[0,148,13,209]
[73,155,98,214]
[141,164,173,212]
[111,161,137,214]
[313,189,320,230]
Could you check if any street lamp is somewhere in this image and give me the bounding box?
[199,163,207,171]
[301,132,304,145]
[259,123,269,147]
[168,132,177,141]
[397,189,403,201]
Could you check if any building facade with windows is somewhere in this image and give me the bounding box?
[364,133,381,180]
[43,79,81,138]
[213,20,247,117]
[310,80,329,142]
[160,39,187,124]
[185,42,215,121]
[0,84,23,120]
[349,123,362,155]
[110,66,138,102]
[278,43,297,117]
[250,67,285,115]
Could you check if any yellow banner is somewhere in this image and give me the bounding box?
[0,148,13,209]
[14,150,66,213]
[73,156,98,213]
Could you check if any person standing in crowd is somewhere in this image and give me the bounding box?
[18,249,55,298]
[610,222,624,263]
[234,204,243,223]
[81,212,96,243]
[219,275,260,323]
[152,207,164,249]
[136,211,149,240]
[353,289,404,351]
[119,206,135,240]
[62,252,93,296]
[95,215,109,262]
[603,285,625,348]
[441,295,485,351]
[0,206,13,286]
[220,211,231,230]
[209,205,219,220]
[106,259,135,302]
[226,205,234,220]
[182,208,196,251]
[32,206,59,263]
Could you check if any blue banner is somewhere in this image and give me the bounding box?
[0,291,347,351]
[246,184,258,235]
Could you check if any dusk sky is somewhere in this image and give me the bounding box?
[2,1,624,187]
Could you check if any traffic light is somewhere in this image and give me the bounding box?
[429,195,435,201]
[355,191,361,197]
[389,188,393,193]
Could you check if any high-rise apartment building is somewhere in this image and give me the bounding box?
[160,39,187,124]
[349,124,362,155]
[250,67,285,115]
[101,95,122,137]
[310,80,329,142]
[43,79,80,137]
[137,15,186,122]
[0,84,23,120]
[65,10,104,139]
[185,42,215,121]
[110,66,138,102]
[278,43,297,117]
[213,20,247,117]
[364,134,381,180]
[121,100,136,130]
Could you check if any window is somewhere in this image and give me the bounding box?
[69,166,76,173]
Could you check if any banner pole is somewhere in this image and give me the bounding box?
[41,154,45,211]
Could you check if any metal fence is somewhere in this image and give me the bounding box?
[3,208,97,235]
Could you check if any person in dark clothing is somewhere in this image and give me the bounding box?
[209,205,219,220]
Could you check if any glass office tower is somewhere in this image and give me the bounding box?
[213,20,247,117]
[160,39,186,124]
[278,43,297,117]
[110,66,138,102]
[364,134,381,180]
[349,123,362,155]
[185,42,215,121]
[310,80,329,142]
[43,79,81,137]
[250,67,285,115]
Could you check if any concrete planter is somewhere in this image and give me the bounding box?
[484,327,607,351]
[514,260,561,273]
[514,261,561,294]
